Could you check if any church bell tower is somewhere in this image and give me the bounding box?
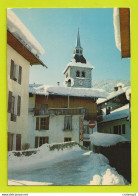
[64,28,94,88]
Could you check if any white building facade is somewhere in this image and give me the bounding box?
[7,9,46,151]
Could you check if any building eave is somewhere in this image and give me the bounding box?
[7,31,47,68]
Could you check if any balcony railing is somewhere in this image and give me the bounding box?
[34,107,88,116]
[48,107,87,116]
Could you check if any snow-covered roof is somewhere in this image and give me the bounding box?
[63,58,94,74]
[97,86,130,104]
[126,87,131,101]
[116,82,124,88]
[90,132,128,147]
[100,104,129,123]
[29,84,43,94]
[113,8,121,51]
[7,9,45,57]
[29,84,109,98]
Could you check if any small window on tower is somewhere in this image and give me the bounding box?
[82,71,85,78]
[76,71,80,77]
[80,50,82,54]
[76,49,79,53]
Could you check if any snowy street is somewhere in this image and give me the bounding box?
[8,144,127,185]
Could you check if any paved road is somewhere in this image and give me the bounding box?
[8,150,94,185]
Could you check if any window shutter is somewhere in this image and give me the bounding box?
[46,117,49,130]
[35,137,39,148]
[10,60,14,79]
[16,134,21,150]
[17,96,21,116]
[36,118,39,130]
[8,91,12,113]
[18,66,22,84]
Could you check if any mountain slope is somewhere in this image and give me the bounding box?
[93,80,130,93]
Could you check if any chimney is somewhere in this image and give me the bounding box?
[106,106,111,115]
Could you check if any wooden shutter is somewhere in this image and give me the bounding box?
[18,66,22,84]
[17,96,21,116]
[8,133,13,151]
[16,134,21,150]
[10,60,14,79]
[36,118,39,130]
[46,117,49,130]
[35,137,39,148]
[8,91,12,113]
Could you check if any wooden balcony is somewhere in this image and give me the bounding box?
[34,107,88,116]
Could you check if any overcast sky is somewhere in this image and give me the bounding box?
[13,8,130,86]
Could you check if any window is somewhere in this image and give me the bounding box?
[80,50,82,54]
[122,124,126,134]
[64,137,72,142]
[118,125,121,135]
[8,91,21,122]
[113,124,126,135]
[64,116,72,130]
[67,79,71,87]
[106,106,111,115]
[76,71,80,77]
[36,117,49,130]
[35,136,49,148]
[76,49,79,53]
[114,126,118,134]
[82,71,85,78]
[84,125,89,134]
[10,60,22,84]
[39,137,49,146]
[40,118,46,130]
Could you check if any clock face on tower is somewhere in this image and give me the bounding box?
[79,80,83,86]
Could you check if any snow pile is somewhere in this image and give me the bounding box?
[7,9,45,56]
[8,143,82,171]
[113,8,121,51]
[63,58,94,73]
[8,143,128,185]
[31,85,108,98]
[101,104,129,122]
[90,132,128,147]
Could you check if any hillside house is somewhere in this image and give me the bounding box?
[28,85,108,149]
[7,9,47,151]
[97,83,131,141]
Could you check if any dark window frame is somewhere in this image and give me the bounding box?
[76,71,80,77]
[64,116,72,130]
[81,71,85,78]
